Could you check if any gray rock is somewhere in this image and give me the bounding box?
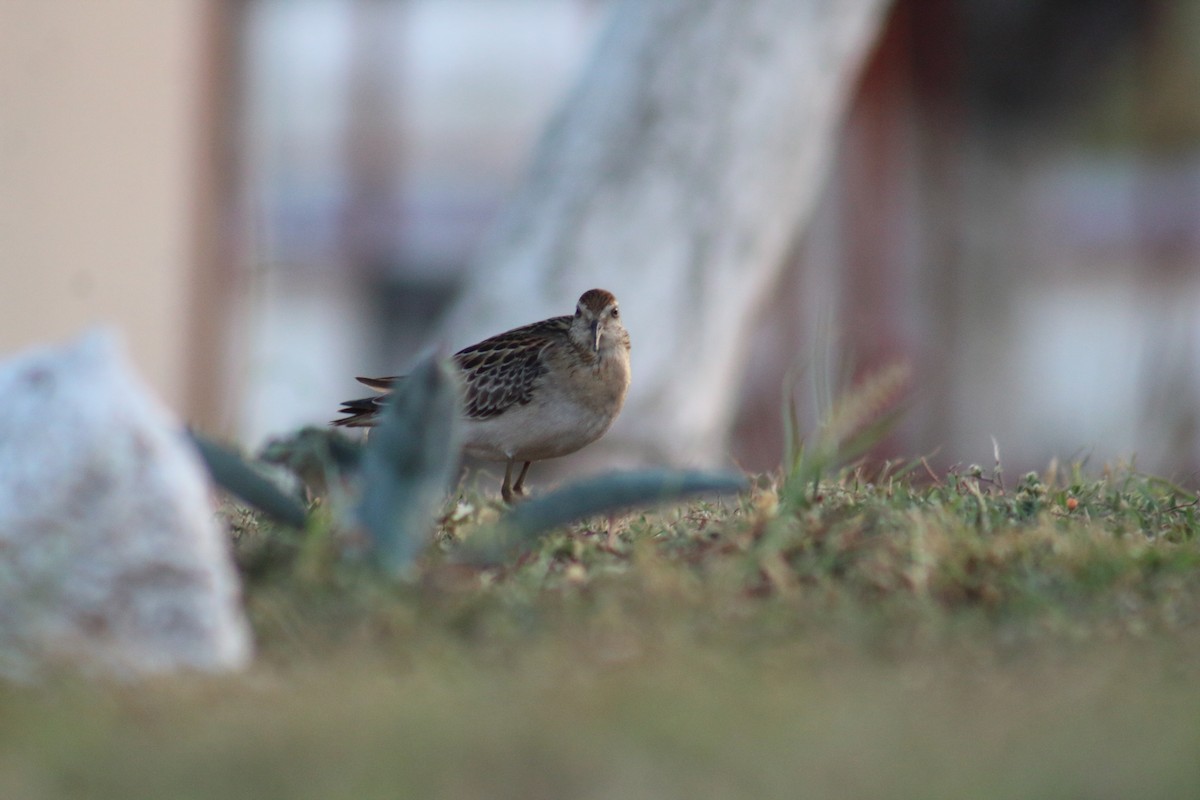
[0,330,251,680]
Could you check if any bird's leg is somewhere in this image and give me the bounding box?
[512,461,533,497]
[501,458,515,504]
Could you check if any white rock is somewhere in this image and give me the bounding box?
[0,330,252,680]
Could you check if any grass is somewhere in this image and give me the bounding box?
[4,457,1200,798]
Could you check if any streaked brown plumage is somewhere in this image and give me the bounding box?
[333,289,631,502]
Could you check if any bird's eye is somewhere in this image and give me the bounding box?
[575,307,582,318]
[611,307,619,318]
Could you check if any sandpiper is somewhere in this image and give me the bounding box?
[334,289,631,502]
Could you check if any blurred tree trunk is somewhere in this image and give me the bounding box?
[440,0,894,466]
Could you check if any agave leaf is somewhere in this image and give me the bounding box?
[461,469,748,564]
[189,431,308,529]
[259,426,364,499]
[357,354,462,576]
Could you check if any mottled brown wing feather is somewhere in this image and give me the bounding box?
[332,316,571,426]
[453,316,569,419]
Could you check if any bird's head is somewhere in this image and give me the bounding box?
[571,288,627,356]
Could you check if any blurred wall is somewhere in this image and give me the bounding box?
[48,0,1185,480]
[732,0,1200,477]
[0,0,228,424]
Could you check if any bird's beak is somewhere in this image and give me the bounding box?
[590,320,601,352]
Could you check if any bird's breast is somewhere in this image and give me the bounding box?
[569,347,630,417]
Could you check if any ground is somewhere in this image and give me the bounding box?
[2,461,1199,799]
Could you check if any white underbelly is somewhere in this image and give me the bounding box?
[460,398,615,462]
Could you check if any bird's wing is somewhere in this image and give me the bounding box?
[453,316,570,419]
[331,316,571,425]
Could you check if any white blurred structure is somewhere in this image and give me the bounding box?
[440,0,894,467]
[0,331,251,680]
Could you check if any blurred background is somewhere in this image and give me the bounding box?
[4,0,1200,479]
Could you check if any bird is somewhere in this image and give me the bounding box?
[333,288,632,503]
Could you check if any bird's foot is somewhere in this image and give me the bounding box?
[500,486,532,505]
[502,489,531,506]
